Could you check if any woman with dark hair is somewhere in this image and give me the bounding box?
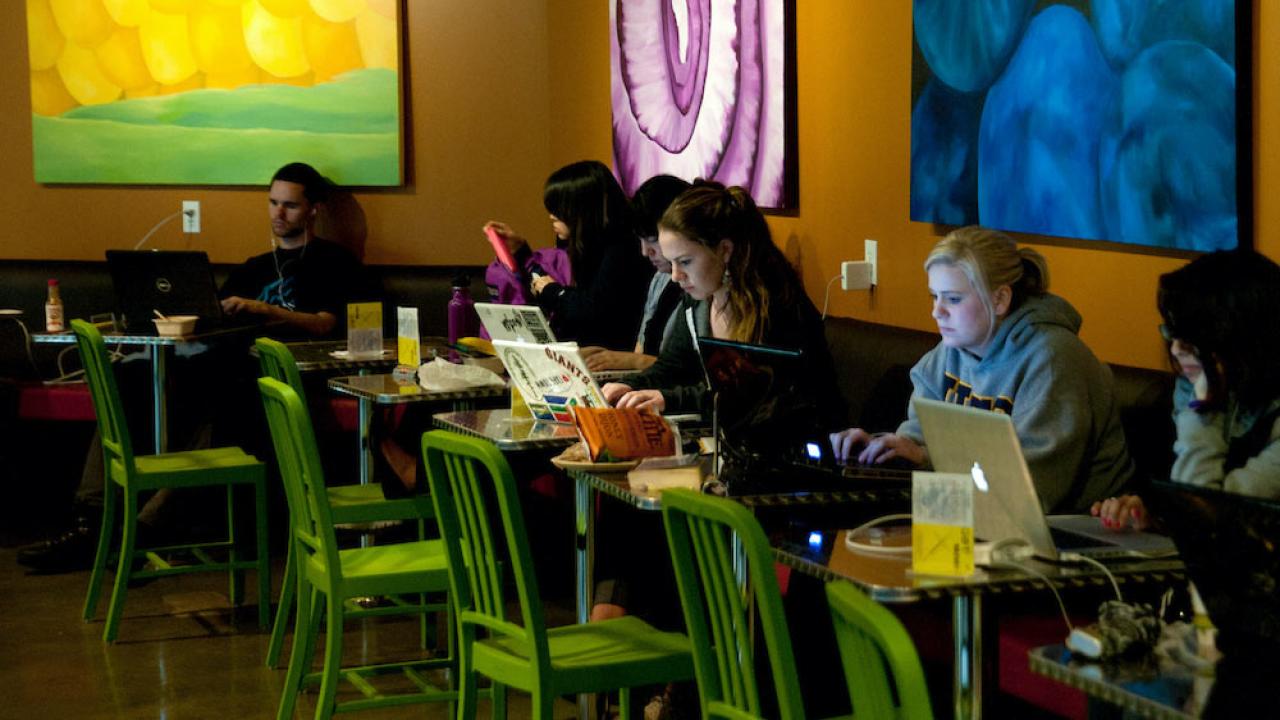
[485,160,652,349]
[602,181,841,427]
[1094,249,1280,528]
[580,174,690,371]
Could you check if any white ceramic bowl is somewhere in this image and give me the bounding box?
[153,315,198,336]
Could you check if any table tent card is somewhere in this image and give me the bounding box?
[346,302,383,359]
[911,470,975,578]
[397,306,420,367]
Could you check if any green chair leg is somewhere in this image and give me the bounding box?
[83,479,117,621]
[102,489,140,643]
[265,540,296,667]
[255,480,270,629]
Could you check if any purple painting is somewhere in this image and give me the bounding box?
[611,0,794,209]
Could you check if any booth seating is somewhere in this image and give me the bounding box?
[822,315,1176,717]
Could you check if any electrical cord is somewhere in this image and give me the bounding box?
[843,513,913,555]
[1060,552,1123,602]
[819,274,840,320]
[989,558,1076,633]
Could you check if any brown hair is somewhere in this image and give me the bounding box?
[659,181,802,343]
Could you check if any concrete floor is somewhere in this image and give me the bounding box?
[0,547,579,719]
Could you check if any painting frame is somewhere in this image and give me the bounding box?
[909,0,1252,254]
[26,0,405,187]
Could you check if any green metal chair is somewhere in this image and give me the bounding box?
[660,487,807,720]
[259,377,457,720]
[421,429,695,720]
[255,337,435,668]
[825,581,933,719]
[73,319,270,643]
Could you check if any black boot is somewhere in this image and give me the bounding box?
[16,514,100,574]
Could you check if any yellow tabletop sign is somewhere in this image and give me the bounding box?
[397,306,420,367]
[346,302,383,359]
[911,471,975,577]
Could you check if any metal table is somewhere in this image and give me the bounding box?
[35,326,261,453]
[1029,643,1211,719]
[249,337,412,373]
[430,408,580,451]
[774,524,1184,720]
[329,375,507,487]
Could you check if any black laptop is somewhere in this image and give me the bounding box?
[1145,481,1280,652]
[106,250,261,334]
[696,337,909,496]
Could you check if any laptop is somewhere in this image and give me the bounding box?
[1145,482,1280,652]
[696,337,909,495]
[106,250,261,335]
[491,338,606,423]
[475,303,557,344]
[914,397,1175,560]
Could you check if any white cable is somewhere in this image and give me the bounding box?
[843,513,913,555]
[1060,552,1123,602]
[820,273,841,320]
[132,211,184,250]
[992,558,1075,633]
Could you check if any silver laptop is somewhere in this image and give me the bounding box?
[913,397,1175,560]
[475,303,556,344]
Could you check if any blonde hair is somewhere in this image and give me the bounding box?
[924,226,1049,337]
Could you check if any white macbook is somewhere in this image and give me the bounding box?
[913,397,1175,560]
[475,302,557,344]
[491,338,606,423]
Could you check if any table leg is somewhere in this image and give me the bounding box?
[575,476,595,719]
[954,593,983,720]
[357,395,372,487]
[151,345,167,453]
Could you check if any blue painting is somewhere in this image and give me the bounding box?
[910,0,1244,251]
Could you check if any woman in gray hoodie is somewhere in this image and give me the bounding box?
[830,226,1133,513]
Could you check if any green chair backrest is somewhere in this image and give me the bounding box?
[660,488,805,720]
[420,431,551,674]
[71,319,135,478]
[257,377,342,580]
[825,581,933,720]
[255,337,305,397]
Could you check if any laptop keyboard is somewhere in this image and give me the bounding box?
[1048,526,1111,550]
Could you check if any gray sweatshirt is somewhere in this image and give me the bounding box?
[898,293,1134,513]
[1171,377,1280,498]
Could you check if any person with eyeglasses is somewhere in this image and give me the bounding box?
[1093,249,1280,529]
[578,174,690,372]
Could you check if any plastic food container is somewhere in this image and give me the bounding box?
[152,315,198,336]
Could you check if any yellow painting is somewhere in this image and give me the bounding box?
[27,0,402,185]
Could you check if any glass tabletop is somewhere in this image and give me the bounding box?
[773,524,1185,603]
[1029,643,1212,719]
[328,374,507,405]
[432,408,580,450]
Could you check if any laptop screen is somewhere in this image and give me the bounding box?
[696,337,820,457]
[1146,481,1280,652]
[106,250,224,333]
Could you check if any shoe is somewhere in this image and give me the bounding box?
[17,519,98,573]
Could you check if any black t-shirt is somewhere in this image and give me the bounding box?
[219,238,374,337]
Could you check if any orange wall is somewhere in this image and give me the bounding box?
[549,1,1280,371]
[0,1,556,267]
[4,2,1276,371]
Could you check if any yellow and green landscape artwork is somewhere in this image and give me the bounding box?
[26,0,402,185]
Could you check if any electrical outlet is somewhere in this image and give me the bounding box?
[864,238,878,285]
[182,200,201,233]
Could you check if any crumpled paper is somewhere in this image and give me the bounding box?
[417,358,505,391]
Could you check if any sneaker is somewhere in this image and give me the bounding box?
[17,520,98,573]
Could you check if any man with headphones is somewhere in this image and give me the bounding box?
[15,163,372,573]
[220,162,370,338]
